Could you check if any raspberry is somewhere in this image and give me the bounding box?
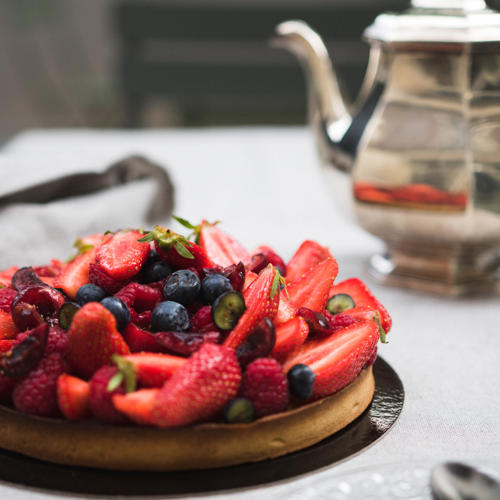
[240,358,289,417]
[324,310,357,331]
[115,282,162,327]
[88,263,127,294]
[88,365,127,423]
[190,305,217,333]
[45,325,68,354]
[0,288,17,313]
[12,352,68,417]
[16,325,67,355]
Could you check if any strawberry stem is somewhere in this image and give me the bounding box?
[112,354,138,393]
[138,225,194,259]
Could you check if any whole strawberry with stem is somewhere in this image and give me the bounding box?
[150,343,241,428]
[139,225,214,271]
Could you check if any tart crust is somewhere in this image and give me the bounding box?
[0,366,374,471]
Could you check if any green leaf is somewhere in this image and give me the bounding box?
[172,215,197,230]
[270,269,280,299]
[107,372,124,392]
[112,355,138,393]
[137,232,154,243]
[0,284,4,289]
[173,241,194,259]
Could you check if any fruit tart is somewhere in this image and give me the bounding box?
[0,218,391,470]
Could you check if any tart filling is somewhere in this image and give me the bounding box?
[0,218,391,468]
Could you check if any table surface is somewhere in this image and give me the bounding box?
[0,126,499,500]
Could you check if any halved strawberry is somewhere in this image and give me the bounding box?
[0,266,18,288]
[283,320,379,399]
[0,287,17,313]
[54,247,97,300]
[150,343,241,428]
[329,278,392,332]
[287,258,339,312]
[65,302,130,378]
[224,265,280,349]
[274,293,297,326]
[140,226,214,271]
[271,316,309,362]
[286,240,333,283]
[242,270,258,292]
[88,262,128,294]
[113,388,158,425]
[57,374,90,420]
[96,230,150,280]
[199,222,250,268]
[118,352,187,388]
[0,310,19,340]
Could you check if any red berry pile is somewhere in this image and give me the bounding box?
[0,219,391,427]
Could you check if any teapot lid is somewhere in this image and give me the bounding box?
[364,0,500,45]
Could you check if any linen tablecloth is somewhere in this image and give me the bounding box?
[0,127,499,499]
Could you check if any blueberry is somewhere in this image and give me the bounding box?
[287,364,316,399]
[76,284,107,305]
[326,294,355,315]
[151,300,190,332]
[141,260,173,283]
[212,291,246,330]
[100,297,130,331]
[201,273,233,304]
[58,302,80,330]
[163,270,200,305]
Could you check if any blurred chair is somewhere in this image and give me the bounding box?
[113,0,407,127]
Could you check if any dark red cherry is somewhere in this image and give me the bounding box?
[297,307,332,338]
[236,317,276,368]
[155,330,221,357]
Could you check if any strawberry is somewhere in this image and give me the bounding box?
[88,365,128,423]
[274,293,297,326]
[286,258,339,312]
[364,345,378,368]
[224,265,280,349]
[57,374,90,420]
[332,306,387,342]
[12,352,69,417]
[122,322,163,353]
[117,352,187,388]
[65,302,130,379]
[96,230,150,280]
[140,225,214,271]
[199,221,250,268]
[0,339,15,354]
[329,278,392,332]
[242,270,258,292]
[0,310,19,339]
[271,316,309,362]
[0,287,17,313]
[113,388,158,425]
[252,245,287,275]
[286,240,333,283]
[150,343,241,428]
[54,247,97,300]
[88,262,127,294]
[240,358,289,417]
[0,266,18,288]
[283,320,379,399]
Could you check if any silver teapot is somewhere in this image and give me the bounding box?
[274,0,500,296]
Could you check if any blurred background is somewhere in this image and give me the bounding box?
[0,0,407,144]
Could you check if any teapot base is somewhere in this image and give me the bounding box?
[368,243,500,297]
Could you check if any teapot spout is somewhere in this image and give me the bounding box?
[272,21,367,172]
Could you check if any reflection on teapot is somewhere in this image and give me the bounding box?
[273,1,500,296]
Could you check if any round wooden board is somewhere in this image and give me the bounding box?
[0,357,404,495]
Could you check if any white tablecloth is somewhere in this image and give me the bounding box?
[0,127,499,499]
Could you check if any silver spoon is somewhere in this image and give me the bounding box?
[431,462,500,500]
